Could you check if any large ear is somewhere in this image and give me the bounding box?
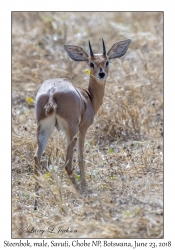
[64,45,89,61]
[107,39,131,59]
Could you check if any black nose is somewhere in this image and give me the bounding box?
[99,72,105,78]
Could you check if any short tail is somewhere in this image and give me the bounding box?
[44,96,57,116]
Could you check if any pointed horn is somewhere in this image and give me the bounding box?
[102,38,106,55]
[89,40,94,57]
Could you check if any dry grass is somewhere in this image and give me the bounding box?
[12,12,163,238]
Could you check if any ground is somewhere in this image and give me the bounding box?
[12,12,163,238]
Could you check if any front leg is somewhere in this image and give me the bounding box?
[65,130,79,190]
[78,129,86,190]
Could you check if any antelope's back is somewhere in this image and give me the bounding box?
[35,78,83,124]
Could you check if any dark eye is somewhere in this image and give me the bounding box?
[106,61,109,67]
[89,62,94,68]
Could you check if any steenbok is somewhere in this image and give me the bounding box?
[34,38,131,209]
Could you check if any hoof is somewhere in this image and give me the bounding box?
[34,200,38,210]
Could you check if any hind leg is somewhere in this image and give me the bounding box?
[34,115,55,210]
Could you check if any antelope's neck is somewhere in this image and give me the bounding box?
[88,75,106,114]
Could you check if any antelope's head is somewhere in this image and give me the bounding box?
[64,38,131,83]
